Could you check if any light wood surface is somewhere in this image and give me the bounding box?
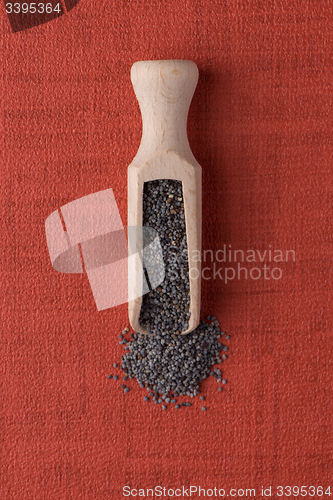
[128,60,202,335]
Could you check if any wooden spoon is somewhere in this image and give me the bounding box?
[128,59,201,335]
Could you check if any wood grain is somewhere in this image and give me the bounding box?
[128,60,202,335]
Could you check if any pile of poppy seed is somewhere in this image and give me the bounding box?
[108,180,230,410]
[139,179,191,334]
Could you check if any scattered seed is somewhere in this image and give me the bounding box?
[144,396,149,401]
[113,375,118,381]
[120,316,226,400]
[114,182,231,408]
[201,407,206,411]
[124,388,130,393]
[113,363,118,368]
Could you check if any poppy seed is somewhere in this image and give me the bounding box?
[115,179,230,408]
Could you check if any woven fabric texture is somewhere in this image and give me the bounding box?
[0,1,332,498]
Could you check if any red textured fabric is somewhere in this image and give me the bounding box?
[0,1,332,499]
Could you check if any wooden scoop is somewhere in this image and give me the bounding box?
[128,59,202,335]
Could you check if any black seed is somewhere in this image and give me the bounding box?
[115,180,230,404]
[139,180,190,334]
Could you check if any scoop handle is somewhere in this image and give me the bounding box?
[131,60,199,160]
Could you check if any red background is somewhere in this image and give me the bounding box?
[1,1,332,498]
